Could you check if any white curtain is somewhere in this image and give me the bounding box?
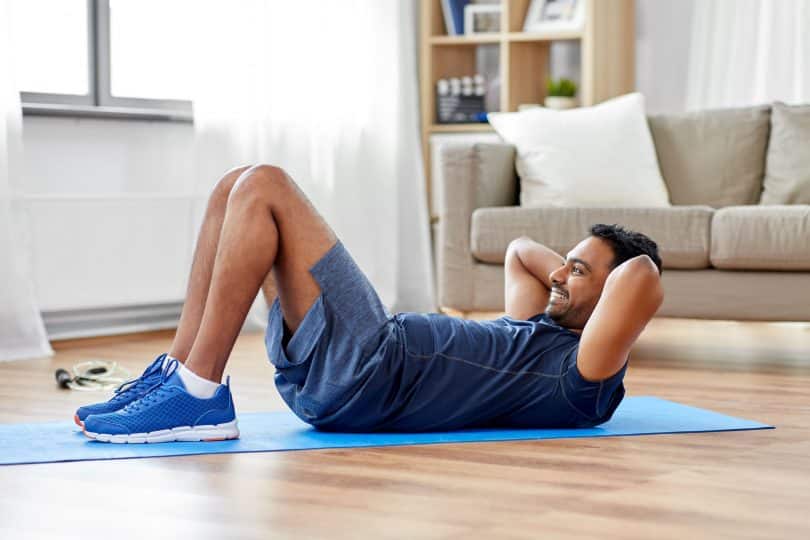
[0,0,52,361]
[686,0,810,110]
[191,0,435,314]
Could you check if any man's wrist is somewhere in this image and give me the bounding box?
[513,238,563,290]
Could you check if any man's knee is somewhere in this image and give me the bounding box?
[209,165,252,208]
[228,163,293,207]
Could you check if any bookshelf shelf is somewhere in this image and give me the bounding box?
[505,30,583,42]
[429,34,502,45]
[429,123,494,133]
[427,31,583,46]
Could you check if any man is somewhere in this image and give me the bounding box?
[75,165,664,443]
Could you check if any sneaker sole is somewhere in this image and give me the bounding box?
[83,419,239,444]
[74,414,84,428]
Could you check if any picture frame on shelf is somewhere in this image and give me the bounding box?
[523,0,585,33]
[464,4,502,35]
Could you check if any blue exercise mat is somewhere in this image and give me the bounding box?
[0,396,772,466]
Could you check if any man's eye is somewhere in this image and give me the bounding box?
[572,267,583,275]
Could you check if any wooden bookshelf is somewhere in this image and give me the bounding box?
[419,0,636,211]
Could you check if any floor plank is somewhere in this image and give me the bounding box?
[1,317,809,539]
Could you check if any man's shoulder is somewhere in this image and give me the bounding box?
[500,313,582,338]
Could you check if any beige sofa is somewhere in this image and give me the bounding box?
[436,104,810,321]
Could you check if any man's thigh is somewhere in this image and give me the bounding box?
[267,169,338,333]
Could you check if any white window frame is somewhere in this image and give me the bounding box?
[21,0,193,122]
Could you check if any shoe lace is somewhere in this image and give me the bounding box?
[110,353,167,402]
[122,358,180,413]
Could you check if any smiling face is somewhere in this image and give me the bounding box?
[544,236,616,331]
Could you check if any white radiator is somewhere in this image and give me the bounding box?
[23,194,207,338]
[41,302,184,341]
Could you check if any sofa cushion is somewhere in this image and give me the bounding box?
[470,206,714,269]
[710,205,810,270]
[760,102,810,205]
[648,106,770,207]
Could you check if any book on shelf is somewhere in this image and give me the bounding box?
[440,0,470,35]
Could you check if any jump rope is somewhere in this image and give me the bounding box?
[54,360,131,392]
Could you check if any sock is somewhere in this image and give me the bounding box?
[175,363,221,399]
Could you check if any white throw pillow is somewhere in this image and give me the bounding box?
[488,93,671,208]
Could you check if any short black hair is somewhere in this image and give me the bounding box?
[589,223,663,275]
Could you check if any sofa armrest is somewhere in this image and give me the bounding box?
[436,142,517,310]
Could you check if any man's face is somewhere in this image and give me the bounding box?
[544,236,615,331]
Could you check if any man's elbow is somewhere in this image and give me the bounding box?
[626,254,660,274]
[505,235,532,258]
[608,256,665,304]
[632,256,665,306]
[507,235,532,248]
[615,254,662,279]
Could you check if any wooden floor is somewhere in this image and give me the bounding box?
[1,317,809,539]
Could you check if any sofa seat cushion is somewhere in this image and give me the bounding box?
[470,206,714,269]
[711,205,810,270]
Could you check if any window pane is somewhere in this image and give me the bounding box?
[109,0,195,101]
[9,0,89,95]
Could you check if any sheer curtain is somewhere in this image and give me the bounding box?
[192,0,435,315]
[686,0,810,109]
[0,0,52,361]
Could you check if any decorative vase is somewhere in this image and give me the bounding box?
[544,96,578,110]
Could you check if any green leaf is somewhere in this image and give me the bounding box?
[546,78,577,97]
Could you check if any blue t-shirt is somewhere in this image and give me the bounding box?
[350,311,585,431]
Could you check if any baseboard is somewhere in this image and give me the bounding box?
[42,302,183,341]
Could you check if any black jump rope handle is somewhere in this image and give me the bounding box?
[55,366,109,388]
[55,368,72,389]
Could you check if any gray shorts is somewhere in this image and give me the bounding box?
[265,239,397,427]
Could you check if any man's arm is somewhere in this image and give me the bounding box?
[504,236,565,320]
[576,255,664,381]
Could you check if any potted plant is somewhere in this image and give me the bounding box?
[544,78,578,110]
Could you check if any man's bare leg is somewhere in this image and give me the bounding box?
[169,166,281,361]
[168,166,250,361]
[183,164,337,383]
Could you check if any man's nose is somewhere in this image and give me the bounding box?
[550,266,566,285]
